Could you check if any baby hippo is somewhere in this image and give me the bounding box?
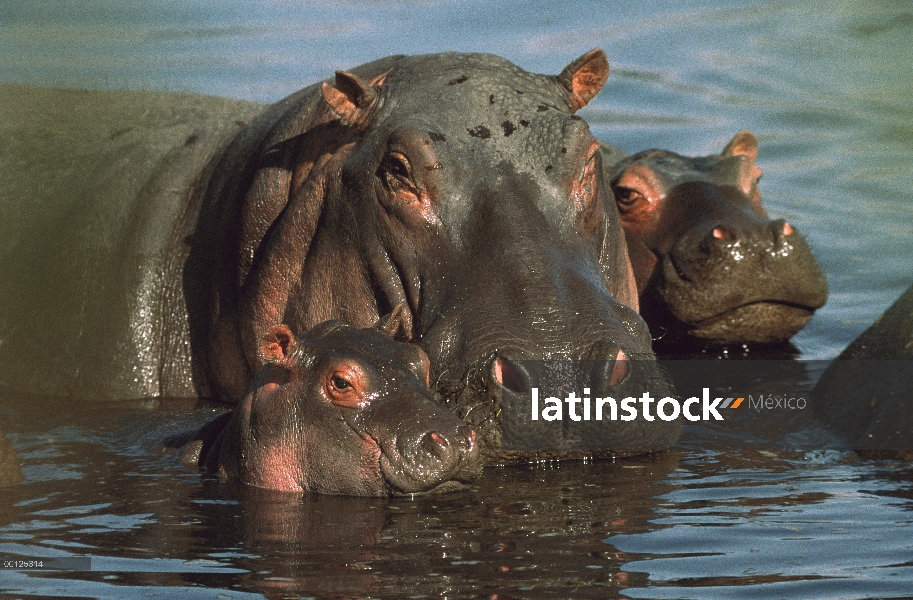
[183,314,482,496]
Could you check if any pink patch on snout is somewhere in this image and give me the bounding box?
[783,222,794,236]
[493,359,503,385]
[610,350,628,386]
[249,445,303,493]
[251,366,290,411]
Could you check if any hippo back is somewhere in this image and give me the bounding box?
[0,84,263,399]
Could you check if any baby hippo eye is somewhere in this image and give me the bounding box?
[325,362,367,408]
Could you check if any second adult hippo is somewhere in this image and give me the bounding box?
[0,50,679,461]
[602,133,828,348]
[183,312,482,496]
[812,282,913,458]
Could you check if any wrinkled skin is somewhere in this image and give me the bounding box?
[0,52,679,460]
[812,282,913,458]
[186,50,679,460]
[185,315,482,496]
[603,132,828,348]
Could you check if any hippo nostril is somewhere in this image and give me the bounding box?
[464,427,477,451]
[712,226,736,243]
[610,349,628,386]
[421,431,450,459]
[493,358,529,393]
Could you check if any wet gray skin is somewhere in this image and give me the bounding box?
[603,133,828,349]
[0,51,680,461]
[0,427,22,487]
[187,50,680,460]
[812,281,913,459]
[185,315,483,496]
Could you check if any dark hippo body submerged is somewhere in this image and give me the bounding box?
[812,282,913,457]
[602,133,828,349]
[0,51,680,460]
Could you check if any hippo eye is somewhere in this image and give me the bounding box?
[330,375,352,391]
[326,365,367,408]
[615,187,643,207]
[380,152,415,190]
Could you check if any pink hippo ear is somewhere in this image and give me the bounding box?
[375,303,414,342]
[259,325,297,364]
[556,48,610,112]
[722,131,764,197]
[321,71,379,130]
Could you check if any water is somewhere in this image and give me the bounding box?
[1,0,912,597]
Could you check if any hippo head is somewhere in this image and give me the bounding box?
[192,50,679,459]
[207,312,482,496]
[609,132,828,347]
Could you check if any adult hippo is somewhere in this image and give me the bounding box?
[812,282,913,458]
[182,311,482,496]
[601,133,828,349]
[0,427,22,487]
[0,50,679,460]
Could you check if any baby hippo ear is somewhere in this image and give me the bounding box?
[375,303,414,342]
[321,70,379,130]
[556,48,610,112]
[259,325,297,364]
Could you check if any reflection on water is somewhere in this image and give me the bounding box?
[2,397,913,598]
[613,452,913,599]
[2,0,912,598]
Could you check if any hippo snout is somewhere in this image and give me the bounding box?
[657,214,829,344]
[489,343,680,453]
[492,344,630,399]
[381,422,481,494]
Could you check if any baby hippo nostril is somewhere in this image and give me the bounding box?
[493,358,529,393]
[421,431,450,459]
[462,426,477,451]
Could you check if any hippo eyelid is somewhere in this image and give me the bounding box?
[614,186,641,206]
[383,151,413,181]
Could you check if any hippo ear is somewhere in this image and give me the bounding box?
[260,325,297,363]
[321,71,379,130]
[375,303,414,342]
[722,131,759,162]
[721,131,763,197]
[556,48,609,112]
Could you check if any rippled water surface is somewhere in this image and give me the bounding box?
[1,1,912,598]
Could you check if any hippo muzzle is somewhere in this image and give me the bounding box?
[374,404,479,494]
